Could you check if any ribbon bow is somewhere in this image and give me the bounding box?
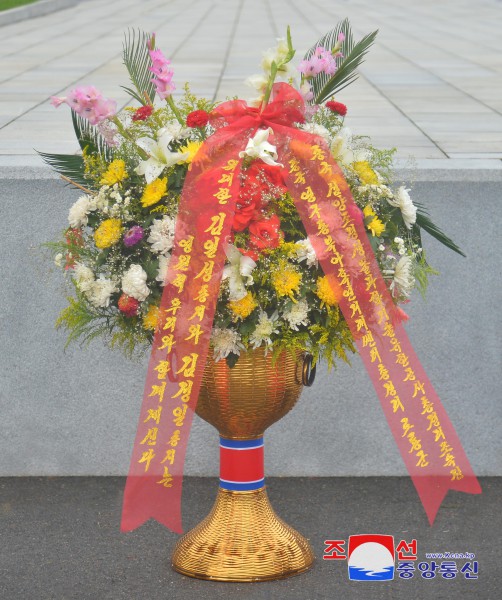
[121,83,480,533]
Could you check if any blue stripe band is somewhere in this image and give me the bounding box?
[219,437,264,449]
[219,478,265,491]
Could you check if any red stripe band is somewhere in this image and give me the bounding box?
[219,436,264,485]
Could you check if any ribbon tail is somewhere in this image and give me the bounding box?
[413,473,482,526]
[121,133,248,534]
[121,475,184,533]
[280,133,481,524]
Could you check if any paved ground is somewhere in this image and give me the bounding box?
[0,477,498,599]
[0,0,501,170]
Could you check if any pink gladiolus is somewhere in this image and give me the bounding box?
[50,96,66,107]
[147,36,175,100]
[298,46,338,78]
[50,86,116,125]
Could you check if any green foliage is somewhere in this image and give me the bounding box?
[305,19,378,103]
[56,284,151,360]
[72,111,114,160]
[414,251,439,299]
[121,29,157,105]
[415,203,465,257]
[0,0,37,13]
[37,151,90,189]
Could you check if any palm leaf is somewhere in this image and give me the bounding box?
[305,20,378,104]
[121,28,156,105]
[415,204,465,257]
[37,151,90,188]
[71,111,113,160]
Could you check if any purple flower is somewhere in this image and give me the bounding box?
[123,225,144,247]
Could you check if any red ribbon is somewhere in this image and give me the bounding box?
[121,83,480,533]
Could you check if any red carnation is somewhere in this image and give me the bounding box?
[118,293,140,317]
[326,101,347,116]
[132,105,154,122]
[186,110,210,128]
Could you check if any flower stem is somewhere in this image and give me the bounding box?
[111,117,148,160]
[261,62,278,110]
[167,96,185,127]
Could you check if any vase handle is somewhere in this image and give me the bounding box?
[301,354,316,387]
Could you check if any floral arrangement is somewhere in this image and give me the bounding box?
[44,23,462,368]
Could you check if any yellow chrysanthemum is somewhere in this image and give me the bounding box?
[353,161,378,185]
[229,292,258,319]
[100,159,128,185]
[363,205,386,237]
[141,177,168,208]
[316,276,342,307]
[94,218,122,249]
[143,305,160,331]
[271,266,302,299]
[368,217,386,237]
[179,140,203,163]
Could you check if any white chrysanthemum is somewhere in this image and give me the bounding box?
[330,127,369,166]
[249,311,279,349]
[73,262,95,293]
[300,122,330,141]
[88,276,117,308]
[162,121,189,140]
[387,186,417,229]
[295,238,318,267]
[156,254,171,285]
[94,187,109,212]
[68,195,91,228]
[147,216,176,255]
[391,255,415,298]
[283,299,309,331]
[122,264,150,301]
[211,327,245,362]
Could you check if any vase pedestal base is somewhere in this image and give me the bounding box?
[171,487,314,582]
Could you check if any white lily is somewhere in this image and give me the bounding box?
[239,128,283,167]
[222,244,256,301]
[135,128,189,183]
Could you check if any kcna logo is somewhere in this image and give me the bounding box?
[347,535,395,581]
[324,534,416,581]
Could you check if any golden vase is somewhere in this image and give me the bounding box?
[171,347,316,581]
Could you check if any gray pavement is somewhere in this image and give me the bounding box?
[0,476,498,599]
[0,0,501,171]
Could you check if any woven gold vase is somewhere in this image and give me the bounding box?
[171,347,315,581]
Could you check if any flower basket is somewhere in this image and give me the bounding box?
[44,22,480,580]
